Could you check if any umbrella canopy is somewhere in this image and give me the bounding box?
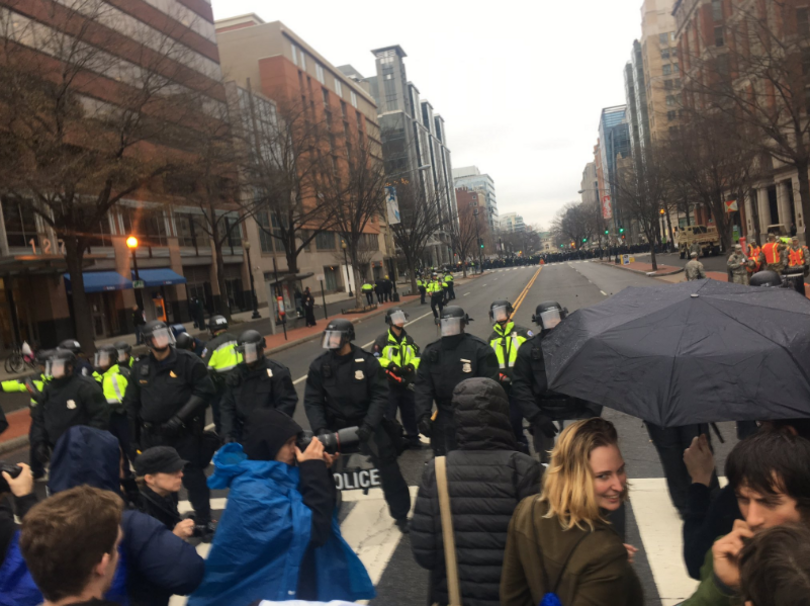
[543,279,810,427]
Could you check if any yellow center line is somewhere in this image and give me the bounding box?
[512,266,542,314]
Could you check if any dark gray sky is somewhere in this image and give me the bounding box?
[211,0,642,229]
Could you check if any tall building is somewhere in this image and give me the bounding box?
[598,106,631,232]
[453,166,498,232]
[0,0,229,348]
[215,15,389,306]
[641,0,682,143]
[625,41,649,171]
[580,162,599,208]
[339,45,455,267]
[499,212,525,233]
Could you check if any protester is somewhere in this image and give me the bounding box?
[683,429,810,605]
[500,418,643,606]
[132,305,146,345]
[19,486,123,606]
[188,408,375,605]
[411,378,542,606]
[738,524,810,606]
[302,287,317,327]
[134,447,195,539]
[47,425,205,606]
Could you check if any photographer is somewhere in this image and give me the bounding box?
[0,463,37,571]
[188,408,374,606]
[134,447,195,540]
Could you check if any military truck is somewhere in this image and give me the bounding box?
[678,225,721,258]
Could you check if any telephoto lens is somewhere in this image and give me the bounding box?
[0,462,22,494]
[298,427,361,454]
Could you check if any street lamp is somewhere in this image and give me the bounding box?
[126,236,144,310]
[243,239,260,319]
[341,240,353,296]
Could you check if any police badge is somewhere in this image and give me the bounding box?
[66,399,77,410]
[461,359,472,373]
[355,370,365,380]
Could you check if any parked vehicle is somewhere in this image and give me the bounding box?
[678,225,721,258]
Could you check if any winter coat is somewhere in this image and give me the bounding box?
[500,498,643,606]
[411,377,542,606]
[187,443,375,606]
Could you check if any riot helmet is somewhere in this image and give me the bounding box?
[440,306,471,337]
[321,319,355,351]
[385,308,409,329]
[489,300,514,324]
[46,349,76,380]
[209,315,229,335]
[175,332,194,351]
[532,301,567,331]
[93,344,118,371]
[750,270,783,288]
[57,339,83,355]
[236,329,265,365]
[142,320,175,351]
[113,340,132,363]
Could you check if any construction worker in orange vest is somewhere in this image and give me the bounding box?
[787,236,808,296]
[758,233,788,274]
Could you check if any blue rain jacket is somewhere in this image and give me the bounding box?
[188,443,375,605]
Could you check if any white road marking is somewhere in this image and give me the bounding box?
[293,375,307,385]
[600,290,607,296]
[463,292,470,297]
[482,283,487,287]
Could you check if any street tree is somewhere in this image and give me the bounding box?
[551,201,600,249]
[0,0,207,350]
[447,201,480,277]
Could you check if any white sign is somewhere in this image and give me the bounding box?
[316,274,325,283]
[622,255,630,265]
[385,186,401,225]
[602,195,613,220]
[334,468,381,491]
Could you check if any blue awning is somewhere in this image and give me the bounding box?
[132,268,187,287]
[63,271,132,294]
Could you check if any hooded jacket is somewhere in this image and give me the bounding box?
[188,408,374,606]
[410,377,542,606]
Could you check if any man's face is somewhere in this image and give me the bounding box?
[275,436,297,466]
[736,481,802,533]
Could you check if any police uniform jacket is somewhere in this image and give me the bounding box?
[202,332,241,388]
[220,358,298,441]
[123,347,215,427]
[511,333,599,422]
[487,322,534,382]
[414,333,499,421]
[304,344,388,433]
[372,329,421,388]
[31,374,108,448]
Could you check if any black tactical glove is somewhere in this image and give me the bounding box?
[498,372,512,386]
[388,363,401,375]
[531,415,559,439]
[418,417,433,438]
[357,424,373,444]
[35,442,51,465]
[404,364,415,375]
[161,416,185,437]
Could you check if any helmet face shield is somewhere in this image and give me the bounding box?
[241,342,260,365]
[492,305,509,323]
[117,349,129,362]
[46,359,66,379]
[94,351,111,369]
[540,309,562,331]
[321,330,345,350]
[149,327,175,350]
[389,310,408,328]
[440,317,463,337]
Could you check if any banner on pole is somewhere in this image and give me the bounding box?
[385,186,401,225]
[602,195,613,220]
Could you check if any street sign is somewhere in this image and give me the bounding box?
[133,280,145,289]
[622,255,630,265]
[316,274,325,283]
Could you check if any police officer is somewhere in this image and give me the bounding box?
[416,273,426,305]
[488,300,534,448]
[220,329,297,444]
[201,315,240,434]
[176,332,205,357]
[304,319,411,532]
[426,272,445,321]
[123,320,216,539]
[414,306,499,455]
[511,302,602,462]
[372,308,421,449]
[114,341,135,370]
[31,349,108,464]
[94,344,132,462]
[361,278,375,306]
[57,339,94,377]
[443,268,455,301]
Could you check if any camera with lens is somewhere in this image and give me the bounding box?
[298,427,360,454]
[0,462,22,494]
[181,513,209,538]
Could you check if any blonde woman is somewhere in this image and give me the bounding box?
[500,418,643,606]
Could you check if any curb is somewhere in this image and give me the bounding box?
[599,260,685,277]
[0,432,29,456]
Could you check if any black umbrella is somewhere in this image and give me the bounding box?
[543,279,810,427]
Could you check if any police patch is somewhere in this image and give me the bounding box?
[266,368,273,378]
[66,399,77,410]
[527,330,534,337]
[355,370,365,380]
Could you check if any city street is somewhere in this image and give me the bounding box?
[1,262,740,606]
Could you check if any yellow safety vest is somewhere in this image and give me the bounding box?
[101,365,128,406]
[426,279,443,294]
[376,330,421,371]
[488,322,530,370]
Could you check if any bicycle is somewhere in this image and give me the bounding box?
[4,342,36,375]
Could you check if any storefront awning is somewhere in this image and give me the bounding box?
[63,271,133,294]
[132,268,187,286]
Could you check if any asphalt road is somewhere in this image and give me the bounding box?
[1,261,741,606]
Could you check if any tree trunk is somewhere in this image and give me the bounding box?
[284,232,299,275]
[64,238,96,354]
[406,256,418,295]
[649,240,658,271]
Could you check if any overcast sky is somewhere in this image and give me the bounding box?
[211,0,643,230]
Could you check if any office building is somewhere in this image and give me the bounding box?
[340,45,455,267]
[625,41,649,172]
[598,106,631,232]
[453,166,498,232]
[500,212,525,234]
[215,15,389,308]
[642,0,682,143]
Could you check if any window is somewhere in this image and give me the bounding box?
[334,78,342,97]
[315,231,335,250]
[659,33,669,45]
[666,95,676,107]
[674,78,682,88]
[715,26,724,47]
[359,233,378,251]
[340,100,347,119]
[121,208,168,246]
[356,111,363,132]
[315,63,325,84]
[803,48,810,76]
[350,90,357,108]
[671,32,676,42]
[717,54,730,77]
[256,212,281,253]
[322,88,330,108]
[291,44,298,66]
[673,62,680,75]
[712,0,723,22]
[2,196,37,248]
[663,64,672,76]
[665,79,673,89]
[223,215,243,249]
[175,212,198,247]
[799,8,810,36]
[667,110,677,121]
[299,51,306,71]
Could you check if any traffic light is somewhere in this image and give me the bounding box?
[604,229,609,235]
[478,238,484,249]
[582,238,588,243]
[619,227,625,234]
[659,208,666,215]
[621,234,626,240]
[560,244,564,248]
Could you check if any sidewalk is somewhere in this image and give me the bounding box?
[0,272,484,454]
[600,259,684,277]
